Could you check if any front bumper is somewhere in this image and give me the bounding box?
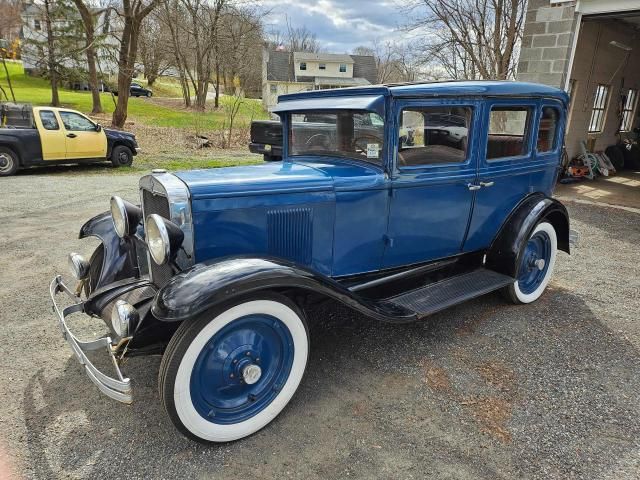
[50,275,132,404]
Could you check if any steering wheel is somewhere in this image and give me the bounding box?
[305,133,330,150]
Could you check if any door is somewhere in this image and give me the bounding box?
[34,109,66,160]
[58,110,107,160]
[382,100,479,269]
[464,100,540,251]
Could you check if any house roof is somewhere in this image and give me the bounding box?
[266,50,295,82]
[294,52,354,63]
[265,50,378,85]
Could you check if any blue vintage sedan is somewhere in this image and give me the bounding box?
[51,81,572,443]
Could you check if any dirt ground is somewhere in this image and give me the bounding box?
[0,170,639,480]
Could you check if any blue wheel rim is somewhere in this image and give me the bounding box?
[190,314,294,425]
[517,230,552,295]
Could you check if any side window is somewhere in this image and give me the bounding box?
[59,111,95,131]
[537,107,560,153]
[487,107,532,160]
[39,110,59,130]
[398,106,471,166]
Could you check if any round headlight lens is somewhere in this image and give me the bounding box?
[146,214,170,265]
[111,300,139,337]
[110,196,128,238]
[68,252,90,280]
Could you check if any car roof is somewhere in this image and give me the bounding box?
[277,80,569,104]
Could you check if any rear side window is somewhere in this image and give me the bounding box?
[398,106,472,166]
[537,107,560,153]
[39,110,59,130]
[487,107,532,160]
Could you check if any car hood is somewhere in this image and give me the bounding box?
[104,128,135,139]
[175,162,333,199]
[175,160,385,199]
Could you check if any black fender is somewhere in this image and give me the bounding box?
[79,211,142,291]
[486,193,570,278]
[152,257,415,323]
[105,129,138,158]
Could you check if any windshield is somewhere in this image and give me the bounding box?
[289,110,385,164]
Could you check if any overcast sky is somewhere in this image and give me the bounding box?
[262,0,408,53]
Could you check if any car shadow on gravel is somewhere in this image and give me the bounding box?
[22,288,640,479]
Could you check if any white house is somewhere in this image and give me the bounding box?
[262,49,377,112]
[20,1,119,80]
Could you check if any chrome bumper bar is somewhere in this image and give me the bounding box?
[49,275,132,404]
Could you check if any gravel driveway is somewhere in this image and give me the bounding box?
[0,171,639,480]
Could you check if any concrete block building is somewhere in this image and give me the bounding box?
[518,0,640,159]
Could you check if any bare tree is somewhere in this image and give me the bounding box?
[43,0,61,105]
[405,0,526,80]
[71,0,103,113]
[0,0,22,46]
[353,40,423,83]
[268,20,321,53]
[138,12,171,86]
[158,0,191,106]
[112,0,160,128]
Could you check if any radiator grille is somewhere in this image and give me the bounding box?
[141,189,174,287]
[267,208,313,264]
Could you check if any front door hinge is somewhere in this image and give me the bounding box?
[383,234,394,247]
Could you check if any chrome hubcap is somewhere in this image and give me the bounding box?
[534,259,545,271]
[242,364,262,385]
[0,153,13,173]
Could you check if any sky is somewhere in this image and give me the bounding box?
[261,0,408,53]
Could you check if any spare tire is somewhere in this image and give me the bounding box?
[605,145,625,171]
[621,143,640,170]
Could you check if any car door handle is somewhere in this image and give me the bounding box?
[467,183,481,191]
[480,181,495,187]
[66,133,77,138]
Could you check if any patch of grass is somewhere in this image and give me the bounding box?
[0,61,268,130]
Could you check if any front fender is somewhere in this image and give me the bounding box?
[79,211,140,290]
[486,193,570,277]
[152,257,414,323]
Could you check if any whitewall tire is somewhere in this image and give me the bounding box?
[159,295,309,443]
[505,221,557,304]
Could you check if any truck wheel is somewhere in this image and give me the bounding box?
[111,145,133,167]
[159,294,309,443]
[146,91,152,98]
[504,222,557,304]
[0,147,19,177]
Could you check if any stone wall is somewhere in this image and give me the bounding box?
[517,0,579,88]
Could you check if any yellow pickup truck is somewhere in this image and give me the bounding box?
[0,104,140,176]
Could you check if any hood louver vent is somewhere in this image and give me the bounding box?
[267,208,313,265]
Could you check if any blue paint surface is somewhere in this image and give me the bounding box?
[190,314,294,425]
[172,81,567,279]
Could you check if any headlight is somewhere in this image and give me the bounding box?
[145,214,184,265]
[111,300,139,337]
[110,196,142,238]
[68,252,90,280]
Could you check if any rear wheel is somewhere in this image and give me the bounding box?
[0,147,19,177]
[504,221,557,304]
[159,294,309,443]
[146,91,152,98]
[111,145,133,167]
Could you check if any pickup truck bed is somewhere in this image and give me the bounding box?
[249,120,283,161]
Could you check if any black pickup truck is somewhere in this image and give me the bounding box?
[249,112,388,162]
[249,120,283,161]
[0,103,139,176]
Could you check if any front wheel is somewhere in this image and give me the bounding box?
[504,221,557,304]
[159,295,309,443]
[110,145,133,167]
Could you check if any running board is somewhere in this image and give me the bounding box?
[385,269,514,319]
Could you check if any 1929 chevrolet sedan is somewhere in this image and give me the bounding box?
[51,81,572,443]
